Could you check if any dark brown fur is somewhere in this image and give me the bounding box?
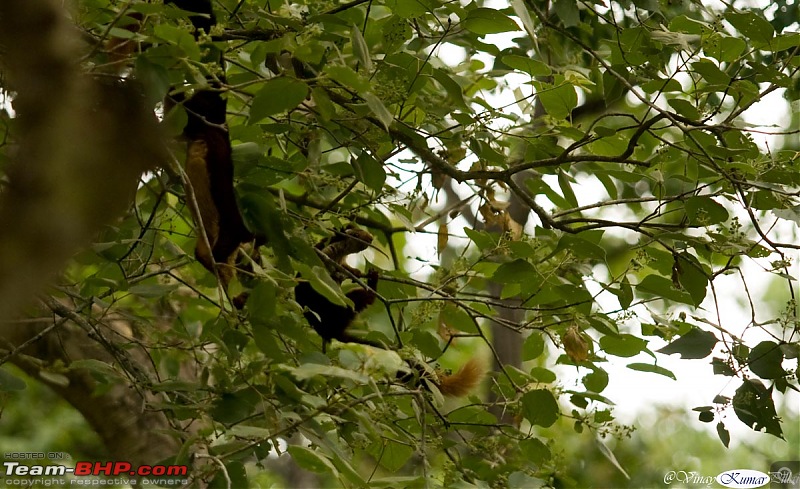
[295,227,379,348]
[166,1,254,298]
[294,269,379,346]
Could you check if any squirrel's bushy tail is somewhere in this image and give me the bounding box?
[437,359,484,397]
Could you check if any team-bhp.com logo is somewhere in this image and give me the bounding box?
[4,460,187,482]
[716,469,770,489]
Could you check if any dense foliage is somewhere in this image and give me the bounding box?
[1,0,798,487]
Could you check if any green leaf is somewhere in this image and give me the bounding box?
[594,410,614,423]
[519,438,551,465]
[464,228,499,251]
[780,342,800,359]
[685,196,729,225]
[231,142,263,174]
[245,177,294,231]
[650,29,699,50]
[228,425,272,439]
[602,67,627,102]
[369,477,425,487]
[748,341,786,379]
[523,332,545,361]
[521,389,559,427]
[525,176,572,209]
[509,472,547,488]
[667,98,700,120]
[384,0,432,18]
[675,252,708,307]
[595,438,630,479]
[431,68,469,108]
[656,327,717,359]
[583,368,609,392]
[382,15,412,54]
[712,357,736,376]
[557,169,579,208]
[732,379,783,438]
[669,15,707,34]
[160,102,188,137]
[636,275,694,305]
[600,334,648,358]
[501,55,552,77]
[588,132,627,156]
[558,234,606,261]
[463,8,520,35]
[351,152,386,192]
[295,40,325,66]
[703,34,746,63]
[441,305,476,333]
[537,82,578,119]
[0,368,27,391]
[290,364,371,384]
[149,380,199,392]
[70,359,119,378]
[767,33,800,52]
[153,24,200,60]
[726,12,774,45]
[641,78,682,93]
[511,0,537,39]
[249,77,309,124]
[530,367,556,383]
[692,59,730,85]
[235,153,295,186]
[134,55,171,106]
[492,259,538,284]
[210,389,258,424]
[221,329,248,358]
[296,264,348,307]
[209,461,247,489]
[698,410,714,422]
[128,283,179,298]
[553,0,579,27]
[363,92,394,130]
[325,65,370,93]
[613,27,650,65]
[568,390,614,406]
[37,370,69,388]
[448,405,498,426]
[626,363,677,380]
[350,25,372,72]
[618,278,633,309]
[288,446,338,475]
[594,126,617,137]
[716,421,730,448]
[368,438,414,472]
[311,87,336,121]
[632,0,660,12]
[247,281,277,322]
[409,330,445,359]
[129,3,163,15]
[772,206,800,225]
